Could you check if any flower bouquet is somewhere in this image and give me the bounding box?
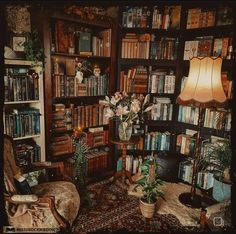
[100,92,153,141]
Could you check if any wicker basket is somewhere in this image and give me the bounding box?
[139,199,156,218]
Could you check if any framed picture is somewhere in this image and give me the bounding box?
[10,33,27,59]
[12,35,26,52]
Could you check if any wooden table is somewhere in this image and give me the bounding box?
[110,137,140,186]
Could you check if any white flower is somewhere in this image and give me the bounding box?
[104,108,114,118]
[116,105,129,116]
[131,99,141,113]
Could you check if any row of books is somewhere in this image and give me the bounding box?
[84,129,109,148]
[92,29,111,57]
[122,6,151,28]
[121,33,150,59]
[117,155,143,175]
[4,69,39,102]
[186,6,233,29]
[144,131,171,151]
[52,103,109,132]
[178,160,214,190]
[204,108,231,131]
[183,36,233,60]
[150,36,178,60]
[178,105,199,125]
[15,141,41,167]
[150,97,173,121]
[53,73,109,97]
[186,8,216,29]
[152,5,181,30]
[50,134,73,157]
[120,66,148,93]
[85,148,109,176]
[148,69,175,94]
[4,108,41,138]
[52,20,111,55]
[178,160,193,184]
[176,133,196,156]
[122,5,181,30]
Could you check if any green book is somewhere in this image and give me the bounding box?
[78,31,91,53]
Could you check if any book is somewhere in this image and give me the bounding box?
[55,20,69,53]
[78,31,91,53]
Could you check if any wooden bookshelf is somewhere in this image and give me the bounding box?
[30,6,117,179]
[117,2,235,185]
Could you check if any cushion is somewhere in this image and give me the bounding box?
[31,181,80,225]
[11,195,38,203]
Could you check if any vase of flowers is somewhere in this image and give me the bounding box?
[118,121,132,141]
[100,92,153,141]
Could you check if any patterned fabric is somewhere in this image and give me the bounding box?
[32,181,80,225]
[4,135,80,229]
[72,180,200,233]
[6,201,60,228]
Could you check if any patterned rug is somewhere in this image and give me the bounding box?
[72,180,200,233]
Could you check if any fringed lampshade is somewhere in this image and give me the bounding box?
[177,57,227,107]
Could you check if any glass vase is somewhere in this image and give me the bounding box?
[118,122,132,141]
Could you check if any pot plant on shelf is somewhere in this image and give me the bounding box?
[134,153,165,218]
[200,139,232,202]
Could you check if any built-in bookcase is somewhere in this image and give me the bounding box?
[117,2,235,185]
[3,60,46,168]
[32,7,117,180]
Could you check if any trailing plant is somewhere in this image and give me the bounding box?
[134,154,165,204]
[72,129,89,190]
[24,29,45,63]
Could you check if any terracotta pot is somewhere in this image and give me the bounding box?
[139,199,156,218]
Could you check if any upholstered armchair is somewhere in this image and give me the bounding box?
[4,135,80,231]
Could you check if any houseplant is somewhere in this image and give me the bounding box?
[100,92,153,141]
[200,139,231,202]
[23,29,45,64]
[134,154,165,218]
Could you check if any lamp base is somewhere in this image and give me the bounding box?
[179,192,203,208]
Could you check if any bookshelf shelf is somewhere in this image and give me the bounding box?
[50,10,113,28]
[4,100,40,105]
[146,120,174,127]
[120,59,177,66]
[4,59,42,66]
[183,59,234,68]
[13,134,41,140]
[51,52,111,60]
[183,24,234,39]
[122,27,180,36]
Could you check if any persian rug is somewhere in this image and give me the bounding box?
[72,180,201,233]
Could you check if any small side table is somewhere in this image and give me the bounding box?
[110,137,140,186]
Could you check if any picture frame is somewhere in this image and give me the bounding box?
[10,33,27,58]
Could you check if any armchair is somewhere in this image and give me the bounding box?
[4,135,80,231]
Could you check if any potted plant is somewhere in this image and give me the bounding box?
[134,154,165,218]
[201,139,231,202]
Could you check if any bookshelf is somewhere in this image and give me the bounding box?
[117,2,235,186]
[117,3,183,181]
[176,2,235,194]
[32,7,117,179]
[3,59,46,168]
